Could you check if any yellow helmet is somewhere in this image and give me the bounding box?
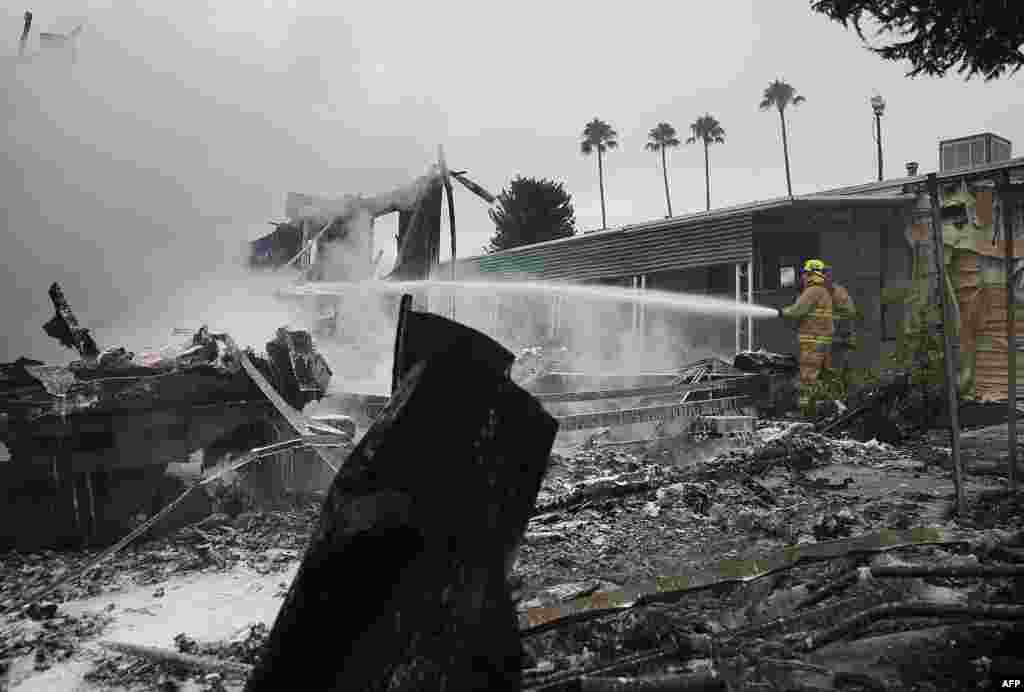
[803,259,826,273]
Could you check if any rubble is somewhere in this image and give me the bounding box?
[0,283,341,552]
[2,311,1024,691]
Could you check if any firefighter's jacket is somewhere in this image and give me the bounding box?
[781,276,834,346]
[830,282,857,348]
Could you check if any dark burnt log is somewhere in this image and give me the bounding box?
[394,307,515,386]
[245,318,557,692]
[43,283,100,359]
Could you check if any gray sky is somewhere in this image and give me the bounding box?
[3,0,1024,361]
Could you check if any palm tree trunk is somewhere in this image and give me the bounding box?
[779,109,793,198]
[597,149,607,229]
[661,146,673,217]
[703,141,711,212]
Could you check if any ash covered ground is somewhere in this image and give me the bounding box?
[2,347,1024,692]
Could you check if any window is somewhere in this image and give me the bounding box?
[942,144,955,171]
[955,141,971,169]
[993,139,1012,162]
[780,266,797,288]
[971,138,986,166]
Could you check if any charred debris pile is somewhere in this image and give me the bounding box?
[2,290,1024,691]
[0,283,345,552]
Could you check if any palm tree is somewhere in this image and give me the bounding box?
[580,118,618,229]
[685,114,726,212]
[645,123,681,217]
[759,79,806,197]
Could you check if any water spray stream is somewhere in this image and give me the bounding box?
[281,278,778,319]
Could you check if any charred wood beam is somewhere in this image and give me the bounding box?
[523,638,712,692]
[244,316,557,692]
[579,672,725,692]
[391,178,443,281]
[42,283,99,359]
[99,641,253,677]
[450,171,496,205]
[796,563,1024,611]
[804,601,1024,651]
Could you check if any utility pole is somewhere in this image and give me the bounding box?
[998,171,1024,492]
[926,173,965,517]
[871,93,886,182]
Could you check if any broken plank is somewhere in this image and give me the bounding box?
[535,379,739,404]
[554,396,748,431]
[99,641,253,677]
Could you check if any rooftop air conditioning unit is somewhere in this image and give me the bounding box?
[939,133,1012,172]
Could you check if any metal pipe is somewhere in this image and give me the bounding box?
[746,261,754,350]
[735,264,742,354]
[926,173,966,516]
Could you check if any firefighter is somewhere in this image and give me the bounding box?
[825,265,858,376]
[776,259,834,410]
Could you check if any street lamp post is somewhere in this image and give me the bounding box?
[871,94,886,182]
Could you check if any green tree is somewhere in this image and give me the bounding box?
[645,122,681,217]
[486,176,576,252]
[810,0,1024,81]
[580,118,618,230]
[685,114,726,212]
[759,79,806,198]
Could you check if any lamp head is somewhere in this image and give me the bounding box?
[870,93,886,117]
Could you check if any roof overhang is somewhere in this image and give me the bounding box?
[789,193,919,207]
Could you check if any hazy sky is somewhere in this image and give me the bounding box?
[3,1,1024,361]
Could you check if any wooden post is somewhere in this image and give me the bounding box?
[391,294,413,397]
[927,173,966,516]
[244,312,557,692]
[999,172,1022,493]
